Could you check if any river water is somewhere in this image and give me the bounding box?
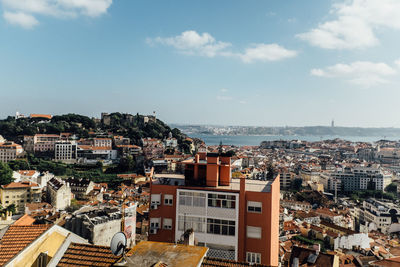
[189,134,400,146]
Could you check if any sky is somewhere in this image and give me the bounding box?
[1,0,400,127]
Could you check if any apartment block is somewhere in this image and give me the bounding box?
[148,152,280,266]
[55,141,77,163]
[0,142,24,163]
[324,165,391,193]
[0,182,41,213]
[47,177,72,210]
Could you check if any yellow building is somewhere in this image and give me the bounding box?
[0,182,41,213]
[0,224,88,267]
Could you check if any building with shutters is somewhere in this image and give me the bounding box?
[148,152,280,266]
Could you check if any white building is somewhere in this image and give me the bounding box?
[173,188,239,260]
[354,198,400,234]
[55,141,77,163]
[324,165,391,193]
[47,177,72,210]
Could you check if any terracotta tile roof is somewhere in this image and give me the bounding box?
[18,170,37,176]
[30,114,52,119]
[2,181,39,189]
[0,225,51,265]
[13,214,35,226]
[57,243,121,266]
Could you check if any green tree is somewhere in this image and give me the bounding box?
[118,156,136,172]
[386,183,398,193]
[291,178,303,191]
[0,162,13,185]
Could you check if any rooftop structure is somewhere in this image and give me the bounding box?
[149,152,280,266]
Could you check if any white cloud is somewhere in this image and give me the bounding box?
[239,100,247,104]
[298,0,400,49]
[220,88,228,93]
[4,11,39,29]
[240,43,297,63]
[395,58,400,68]
[311,61,397,86]
[148,30,297,63]
[149,30,231,58]
[1,0,112,28]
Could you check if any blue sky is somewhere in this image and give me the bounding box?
[1,0,400,127]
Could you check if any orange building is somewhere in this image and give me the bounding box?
[149,152,280,266]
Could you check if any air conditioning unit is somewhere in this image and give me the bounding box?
[151,204,158,210]
[150,228,158,234]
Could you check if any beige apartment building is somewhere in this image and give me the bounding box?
[0,182,42,213]
[0,142,24,163]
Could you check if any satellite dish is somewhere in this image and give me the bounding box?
[110,232,127,256]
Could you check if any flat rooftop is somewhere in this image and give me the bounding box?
[153,174,274,193]
[125,241,208,267]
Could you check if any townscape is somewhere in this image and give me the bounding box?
[0,112,399,266]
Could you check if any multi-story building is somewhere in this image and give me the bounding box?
[77,145,117,165]
[66,178,94,200]
[31,134,61,153]
[325,166,391,193]
[279,171,295,190]
[64,205,136,246]
[353,198,400,234]
[93,138,112,148]
[142,138,164,159]
[47,177,72,210]
[0,181,41,213]
[55,141,78,163]
[0,142,24,163]
[149,152,280,266]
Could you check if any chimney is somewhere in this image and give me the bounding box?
[183,229,195,246]
[195,154,200,163]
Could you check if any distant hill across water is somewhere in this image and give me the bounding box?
[172,124,400,138]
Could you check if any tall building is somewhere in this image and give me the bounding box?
[47,177,72,210]
[55,141,77,163]
[325,165,391,193]
[148,152,280,266]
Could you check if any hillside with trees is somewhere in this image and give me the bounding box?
[0,113,189,151]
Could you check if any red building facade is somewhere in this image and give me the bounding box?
[149,152,280,266]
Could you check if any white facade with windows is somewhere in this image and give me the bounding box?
[175,189,240,261]
[55,141,77,163]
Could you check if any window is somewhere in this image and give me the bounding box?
[151,194,161,205]
[247,226,262,239]
[164,194,173,206]
[163,218,172,230]
[178,215,205,233]
[179,191,206,207]
[246,252,261,264]
[207,218,235,236]
[247,201,262,213]
[208,194,236,209]
[150,218,161,229]
[37,252,48,267]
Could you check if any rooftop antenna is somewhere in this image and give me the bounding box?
[110,232,127,266]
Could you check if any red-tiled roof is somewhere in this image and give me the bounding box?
[2,181,39,189]
[57,243,121,266]
[0,225,51,265]
[30,114,52,119]
[18,170,37,177]
[13,214,35,226]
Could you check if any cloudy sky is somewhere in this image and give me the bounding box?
[1,0,400,127]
